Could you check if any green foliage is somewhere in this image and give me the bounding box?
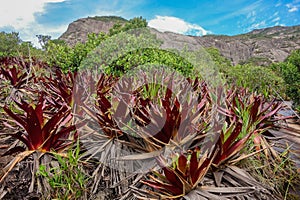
[81,28,162,73]
[90,16,127,23]
[271,50,300,108]
[204,48,285,98]
[36,34,51,50]
[205,47,232,74]
[0,32,21,57]
[0,32,43,58]
[286,49,300,70]
[109,16,147,36]
[108,48,194,76]
[37,140,88,200]
[46,16,148,73]
[46,32,107,72]
[226,64,285,97]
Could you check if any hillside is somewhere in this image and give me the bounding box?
[59,16,127,46]
[59,16,300,65]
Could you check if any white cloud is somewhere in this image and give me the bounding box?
[148,16,210,36]
[286,3,299,12]
[23,24,69,47]
[289,6,298,12]
[0,0,67,47]
[246,11,256,23]
[249,20,266,30]
[271,17,280,22]
[0,0,65,29]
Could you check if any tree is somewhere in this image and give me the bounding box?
[108,48,194,76]
[46,32,108,72]
[226,64,285,97]
[286,49,300,71]
[0,32,21,57]
[271,50,300,109]
[205,47,232,75]
[0,31,44,58]
[109,16,147,36]
[36,35,52,50]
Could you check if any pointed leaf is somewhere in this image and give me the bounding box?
[26,105,42,149]
[177,154,188,174]
[3,106,27,130]
[163,167,183,190]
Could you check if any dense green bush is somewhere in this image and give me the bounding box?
[109,16,147,36]
[0,32,43,58]
[45,16,148,72]
[46,33,108,72]
[108,48,194,76]
[0,32,21,57]
[271,50,300,109]
[205,48,285,98]
[226,64,285,97]
[205,47,232,75]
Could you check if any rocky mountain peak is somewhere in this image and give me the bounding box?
[59,16,300,65]
[59,16,127,46]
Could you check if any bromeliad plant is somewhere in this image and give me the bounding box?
[140,88,286,199]
[84,71,212,152]
[0,57,36,89]
[111,72,212,149]
[2,94,77,152]
[43,68,75,106]
[81,71,214,193]
[213,89,284,166]
[82,72,120,139]
[0,93,79,182]
[141,148,215,199]
[0,57,35,103]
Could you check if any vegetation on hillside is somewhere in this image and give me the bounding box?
[0,32,43,58]
[271,49,300,110]
[89,16,127,23]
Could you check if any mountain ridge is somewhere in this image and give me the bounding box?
[59,16,300,65]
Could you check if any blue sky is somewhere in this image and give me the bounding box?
[0,0,299,46]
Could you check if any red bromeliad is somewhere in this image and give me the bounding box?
[213,89,283,166]
[142,148,214,198]
[1,94,78,154]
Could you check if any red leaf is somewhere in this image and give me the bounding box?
[220,134,251,163]
[142,180,183,196]
[192,158,210,185]
[259,102,282,122]
[35,95,45,126]
[189,150,199,183]
[178,154,188,174]
[163,167,183,189]
[26,105,43,149]
[249,96,261,123]
[43,125,76,151]
[3,106,27,131]
[42,105,69,140]
[222,122,243,151]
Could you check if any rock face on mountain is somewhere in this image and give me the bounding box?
[150,26,300,65]
[59,16,127,46]
[59,16,300,65]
